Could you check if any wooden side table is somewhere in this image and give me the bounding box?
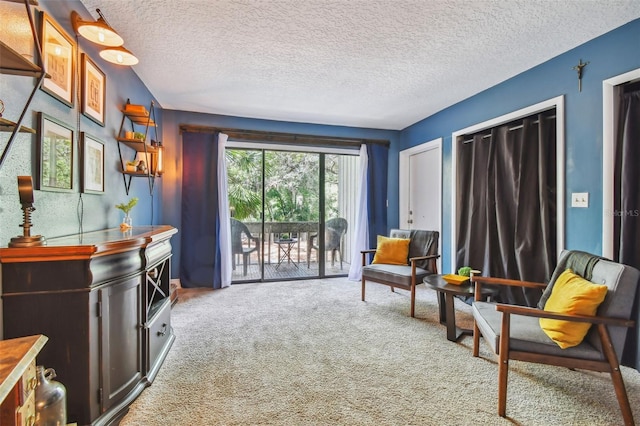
[0,335,48,426]
[423,275,498,342]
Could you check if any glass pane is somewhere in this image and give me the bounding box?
[227,148,263,281]
[227,147,358,281]
[264,150,319,280]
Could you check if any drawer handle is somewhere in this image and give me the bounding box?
[157,324,167,337]
[28,376,38,391]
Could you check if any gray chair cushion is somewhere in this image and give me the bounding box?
[362,264,431,287]
[473,301,605,361]
[537,250,603,309]
[584,258,639,355]
[408,230,439,270]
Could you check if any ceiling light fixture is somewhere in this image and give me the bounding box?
[71,9,123,47]
[100,45,139,66]
[71,8,138,66]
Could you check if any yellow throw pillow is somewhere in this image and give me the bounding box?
[372,235,410,265]
[539,269,608,349]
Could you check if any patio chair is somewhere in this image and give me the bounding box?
[471,250,640,425]
[307,217,348,269]
[230,218,260,276]
[361,229,439,317]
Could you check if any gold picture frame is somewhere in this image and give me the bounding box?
[37,112,74,192]
[40,12,75,107]
[81,54,106,126]
[81,132,105,193]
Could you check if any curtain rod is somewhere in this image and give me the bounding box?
[460,114,557,144]
[179,124,390,147]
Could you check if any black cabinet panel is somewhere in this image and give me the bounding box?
[100,276,142,412]
[0,226,177,425]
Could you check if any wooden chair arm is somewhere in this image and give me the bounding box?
[361,249,376,266]
[472,276,547,289]
[495,304,635,328]
[409,254,440,262]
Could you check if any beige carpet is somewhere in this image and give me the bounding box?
[120,278,640,425]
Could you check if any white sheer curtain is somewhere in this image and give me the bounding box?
[217,133,232,287]
[348,144,369,281]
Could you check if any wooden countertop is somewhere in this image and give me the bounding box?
[0,335,48,403]
[0,225,177,263]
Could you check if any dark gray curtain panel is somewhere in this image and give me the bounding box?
[614,82,640,370]
[456,112,557,305]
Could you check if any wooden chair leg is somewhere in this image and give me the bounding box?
[598,324,635,426]
[410,281,416,318]
[361,277,366,301]
[497,312,511,417]
[472,280,481,357]
[472,321,480,357]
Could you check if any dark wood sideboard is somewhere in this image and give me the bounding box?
[0,226,178,426]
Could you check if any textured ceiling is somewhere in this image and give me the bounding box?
[78,0,640,130]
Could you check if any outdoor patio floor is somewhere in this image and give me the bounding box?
[231,235,353,281]
[232,255,350,281]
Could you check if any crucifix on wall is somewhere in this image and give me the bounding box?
[572,59,589,92]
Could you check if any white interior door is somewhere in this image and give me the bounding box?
[399,139,442,232]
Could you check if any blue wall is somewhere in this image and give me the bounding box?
[0,1,162,337]
[159,110,399,277]
[399,18,640,273]
[0,0,161,248]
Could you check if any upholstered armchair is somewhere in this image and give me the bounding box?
[471,250,640,425]
[361,229,439,317]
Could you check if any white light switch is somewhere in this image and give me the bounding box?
[571,192,589,208]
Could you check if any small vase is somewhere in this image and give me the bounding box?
[121,213,133,231]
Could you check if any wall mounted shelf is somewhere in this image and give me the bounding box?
[0,117,36,133]
[0,40,43,76]
[116,99,159,195]
[0,0,46,170]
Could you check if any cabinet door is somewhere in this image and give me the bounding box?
[99,275,143,412]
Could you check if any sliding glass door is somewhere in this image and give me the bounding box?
[226,146,358,282]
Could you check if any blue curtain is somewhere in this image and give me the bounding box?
[180,132,224,288]
[367,143,388,240]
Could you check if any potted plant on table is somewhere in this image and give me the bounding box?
[115,197,138,231]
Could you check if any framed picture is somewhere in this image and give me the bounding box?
[81,54,106,126]
[40,12,75,107]
[37,112,74,192]
[81,133,105,193]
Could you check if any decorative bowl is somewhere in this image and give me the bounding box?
[442,274,469,285]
